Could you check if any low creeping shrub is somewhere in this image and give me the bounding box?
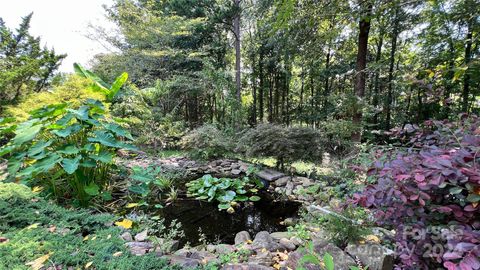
[0,182,177,270]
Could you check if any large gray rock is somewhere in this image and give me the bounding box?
[256,169,284,182]
[315,243,356,270]
[252,231,282,251]
[345,244,394,270]
[235,231,252,245]
[269,232,292,241]
[274,176,290,187]
[279,238,296,251]
[164,255,200,268]
[213,244,237,254]
[285,242,355,270]
[248,250,272,266]
[134,230,148,242]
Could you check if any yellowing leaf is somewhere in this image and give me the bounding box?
[26,223,40,230]
[91,235,97,241]
[83,235,89,241]
[107,234,112,240]
[126,203,139,208]
[113,251,123,257]
[32,186,44,193]
[364,234,380,243]
[115,219,133,229]
[25,253,51,270]
[85,261,93,269]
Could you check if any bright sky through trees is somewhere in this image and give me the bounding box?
[0,0,114,72]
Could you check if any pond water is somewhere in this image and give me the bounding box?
[158,194,301,245]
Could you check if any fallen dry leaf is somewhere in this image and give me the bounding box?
[115,219,133,229]
[0,237,9,243]
[84,261,93,269]
[113,252,123,257]
[25,253,51,270]
[48,226,56,233]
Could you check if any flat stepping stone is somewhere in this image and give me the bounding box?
[256,169,284,182]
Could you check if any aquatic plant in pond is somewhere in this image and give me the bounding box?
[186,174,264,212]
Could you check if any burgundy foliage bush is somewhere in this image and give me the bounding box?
[352,115,480,270]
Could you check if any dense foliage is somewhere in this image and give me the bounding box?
[0,99,135,206]
[237,124,323,168]
[352,116,480,269]
[0,14,65,111]
[181,124,233,159]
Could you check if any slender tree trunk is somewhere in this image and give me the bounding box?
[351,1,373,142]
[373,32,383,126]
[259,51,264,122]
[385,6,400,131]
[462,21,473,112]
[234,0,241,103]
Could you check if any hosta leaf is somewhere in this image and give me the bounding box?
[89,151,113,163]
[68,106,89,121]
[104,123,133,140]
[56,145,80,155]
[129,184,149,196]
[18,153,62,178]
[0,145,15,157]
[80,158,96,168]
[55,113,74,126]
[30,103,67,119]
[61,156,82,174]
[87,131,122,148]
[13,124,42,145]
[52,124,82,138]
[84,182,100,196]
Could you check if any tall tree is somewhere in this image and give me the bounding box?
[352,1,373,141]
[0,13,65,110]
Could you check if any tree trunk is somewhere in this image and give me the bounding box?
[233,0,241,102]
[462,21,473,112]
[373,32,384,126]
[351,1,373,142]
[259,51,264,122]
[385,6,400,131]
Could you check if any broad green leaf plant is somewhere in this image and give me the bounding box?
[0,96,135,205]
[73,63,128,102]
[186,174,263,212]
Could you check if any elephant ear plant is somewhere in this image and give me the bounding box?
[0,99,136,206]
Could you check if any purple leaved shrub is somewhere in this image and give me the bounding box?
[352,115,480,269]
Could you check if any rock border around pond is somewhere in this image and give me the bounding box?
[121,155,395,270]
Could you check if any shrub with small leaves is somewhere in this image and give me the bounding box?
[236,124,323,169]
[181,124,233,159]
[352,115,480,269]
